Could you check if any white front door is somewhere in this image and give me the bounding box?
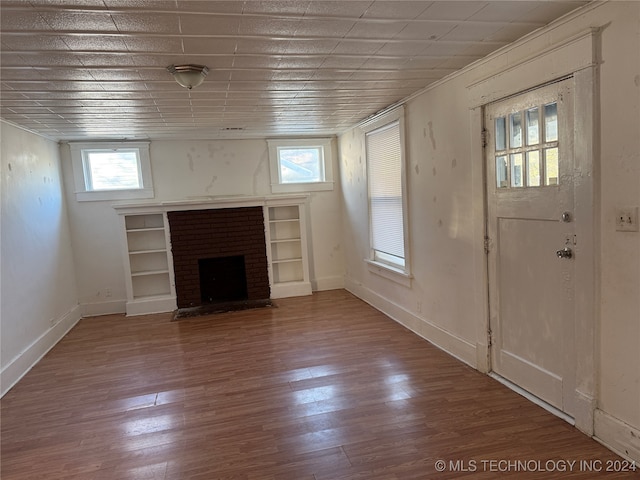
[486,79,576,415]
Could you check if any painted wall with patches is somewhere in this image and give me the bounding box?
[59,138,345,316]
[338,1,640,462]
[1,122,81,396]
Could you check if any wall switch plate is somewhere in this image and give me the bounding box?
[615,206,639,232]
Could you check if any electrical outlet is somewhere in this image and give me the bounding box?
[615,207,639,232]
[106,288,112,298]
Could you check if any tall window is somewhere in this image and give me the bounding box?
[364,108,409,279]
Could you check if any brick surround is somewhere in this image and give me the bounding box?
[167,207,270,308]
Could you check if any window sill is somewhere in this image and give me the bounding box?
[365,259,412,287]
[270,181,334,194]
[75,187,154,202]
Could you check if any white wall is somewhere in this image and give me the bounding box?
[1,122,81,396]
[338,1,640,462]
[59,137,344,315]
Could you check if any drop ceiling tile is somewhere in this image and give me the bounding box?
[179,14,242,36]
[423,40,479,57]
[111,13,181,34]
[231,56,282,69]
[486,24,537,43]
[235,38,290,55]
[440,22,504,42]
[374,41,429,57]
[394,21,457,40]
[467,1,539,23]
[319,55,367,69]
[74,53,135,66]
[34,68,97,81]
[363,1,431,19]
[88,69,145,81]
[1,10,51,31]
[346,20,409,39]
[123,37,184,53]
[238,17,300,36]
[525,2,589,23]
[418,1,487,21]
[436,55,483,70]
[1,35,71,51]
[360,56,410,69]
[292,18,356,38]
[228,70,273,81]
[37,11,118,32]
[63,35,129,52]
[331,40,384,56]
[181,37,238,56]
[270,70,316,81]
[177,1,245,14]
[103,0,177,8]
[241,1,311,15]
[285,39,340,55]
[303,1,370,18]
[399,56,446,69]
[24,0,107,7]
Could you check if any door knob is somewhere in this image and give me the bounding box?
[556,247,573,259]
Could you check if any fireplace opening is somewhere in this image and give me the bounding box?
[198,255,248,304]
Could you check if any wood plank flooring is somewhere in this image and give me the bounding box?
[1,290,637,479]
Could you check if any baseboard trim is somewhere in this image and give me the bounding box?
[1,305,82,397]
[80,299,126,317]
[489,372,575,425]
[594,409,640,463]
[344,276,476,368]
[312,275,345,292]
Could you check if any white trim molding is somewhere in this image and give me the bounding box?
[1,305,82,397]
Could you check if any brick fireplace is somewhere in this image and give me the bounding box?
[167,207,270,309]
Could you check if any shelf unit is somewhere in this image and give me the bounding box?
[266,203,312,298]
[115,195,312,315]
[121,213,176,315]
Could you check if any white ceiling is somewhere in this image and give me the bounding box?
[0,0,589,141]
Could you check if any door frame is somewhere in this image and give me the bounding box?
[466,28,600,435]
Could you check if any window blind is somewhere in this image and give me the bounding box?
[366,121,405,263]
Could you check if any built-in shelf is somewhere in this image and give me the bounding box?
[266,204,312,298]
[120,212,177,315]
[115,195,312,314]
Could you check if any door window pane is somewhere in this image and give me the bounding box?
[496,155,508,188]
[544,147,559,185]
[544,103,558,142]
[526,107,539,145]
[510,112,522,148]
[510,153,523,187]
[495,117,506,151]
[526,151,541,186]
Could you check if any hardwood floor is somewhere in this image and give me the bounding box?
[1,290,636,479]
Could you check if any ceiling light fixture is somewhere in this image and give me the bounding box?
[167,64,209,90]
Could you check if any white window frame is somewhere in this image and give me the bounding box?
[70,142,154,202]
[267,138,334,193]
[361,107,412,286]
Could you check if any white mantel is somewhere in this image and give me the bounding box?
[114,194,312,316]
[113,194,309,215]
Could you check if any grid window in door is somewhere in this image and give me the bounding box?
[494,102,559,189]
[366,121,406,269]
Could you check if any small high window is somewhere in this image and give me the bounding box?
[267,138,334,193]
[70,142,153,201]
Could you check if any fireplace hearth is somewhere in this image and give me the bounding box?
[167,207,271,314]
